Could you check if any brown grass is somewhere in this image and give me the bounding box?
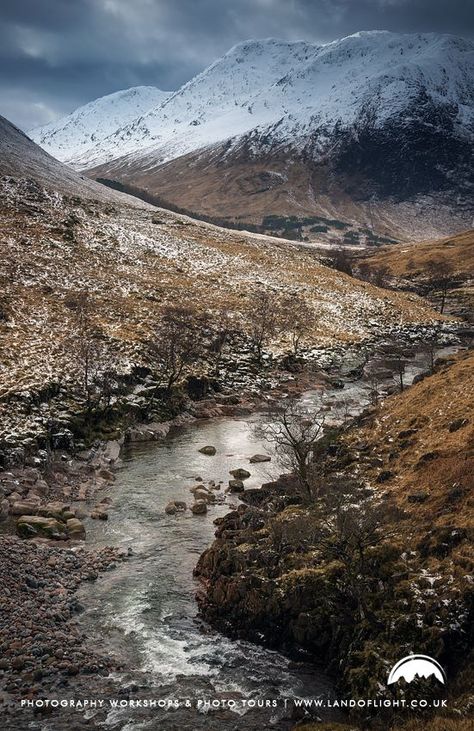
[360,229,474,280]
[343,351,474,538]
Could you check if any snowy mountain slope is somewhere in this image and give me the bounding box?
[31,32,474,239]
[30,86,170,165]
[0,115,154,207]
[32,32,474,171]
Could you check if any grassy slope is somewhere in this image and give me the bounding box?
[346,350,473,530]
[360,229,474,279]
[0,176,442,404]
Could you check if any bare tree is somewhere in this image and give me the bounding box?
[150,305,208,393]
[209,309,241,376]
[256,398,325,501]
[426,258,455,314]
[65,291,117,408]
[280,293,313,357]
[248,290,281,364]
[421,328,442,374]
[327,247,354,276]
[371,264,390,288]
[378,342,414,393]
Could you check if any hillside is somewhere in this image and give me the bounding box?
[32,32,474,240]
[0,115,448,462]
[357,229,474,320]
[0,116,151,207]
[359,229,474,279]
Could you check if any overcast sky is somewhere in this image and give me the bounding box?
[1,0,473,131]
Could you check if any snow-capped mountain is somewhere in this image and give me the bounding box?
[31,86,170,165]
[31,32,474,239]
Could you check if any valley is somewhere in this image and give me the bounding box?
[0,24,473,731]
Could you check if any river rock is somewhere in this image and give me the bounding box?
[228,479,245,492]
[38,502,71,520]
[102,440,121,463]
[194,488,213,503]
[191,500,208,515]
[249,454,271,463]
[8,490,23,503]
[0,498,9,520]
[199,446,217,456]
[16,515,67,540]
[229,468,251,480]
[98,467,115,481]
[90,506,108,520]
[165,500,187,515]
[10,500,40,516]
[66,518,86,539]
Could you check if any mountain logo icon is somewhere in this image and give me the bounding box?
[387,655,446,685]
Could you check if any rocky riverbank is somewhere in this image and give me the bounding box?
[0,323,470,730]
[195,348,474,728]
[0,536,129,716]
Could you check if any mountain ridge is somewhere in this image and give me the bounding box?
[31,31,474,240]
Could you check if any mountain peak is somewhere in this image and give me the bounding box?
[30,31,474,239]
[30,85,171,165]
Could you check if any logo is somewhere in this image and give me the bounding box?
[387,655,446,685]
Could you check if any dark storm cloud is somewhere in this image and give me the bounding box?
[0,0,472,130]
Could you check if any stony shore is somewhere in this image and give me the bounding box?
[0,536,129,713]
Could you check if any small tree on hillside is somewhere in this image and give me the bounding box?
[209,309,241,377]
[371,264,390,288]
[426,258,455,314]
[248,290,282,364]
[377,342,414,393]
[280,293,313,357]
[65,291,117,408]
[327,247,354,276]
[151,305,208,392]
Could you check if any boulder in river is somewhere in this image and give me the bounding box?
[249,454,271,464]
[165,500,187,514]
[198,446,217,456]
[90,505,108,520]
[16,515,67,540]
[194,488,215,503]
[228,479,245,492]
[229,468,251,480]
[66,518,86,539]
[191,500,208,515]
